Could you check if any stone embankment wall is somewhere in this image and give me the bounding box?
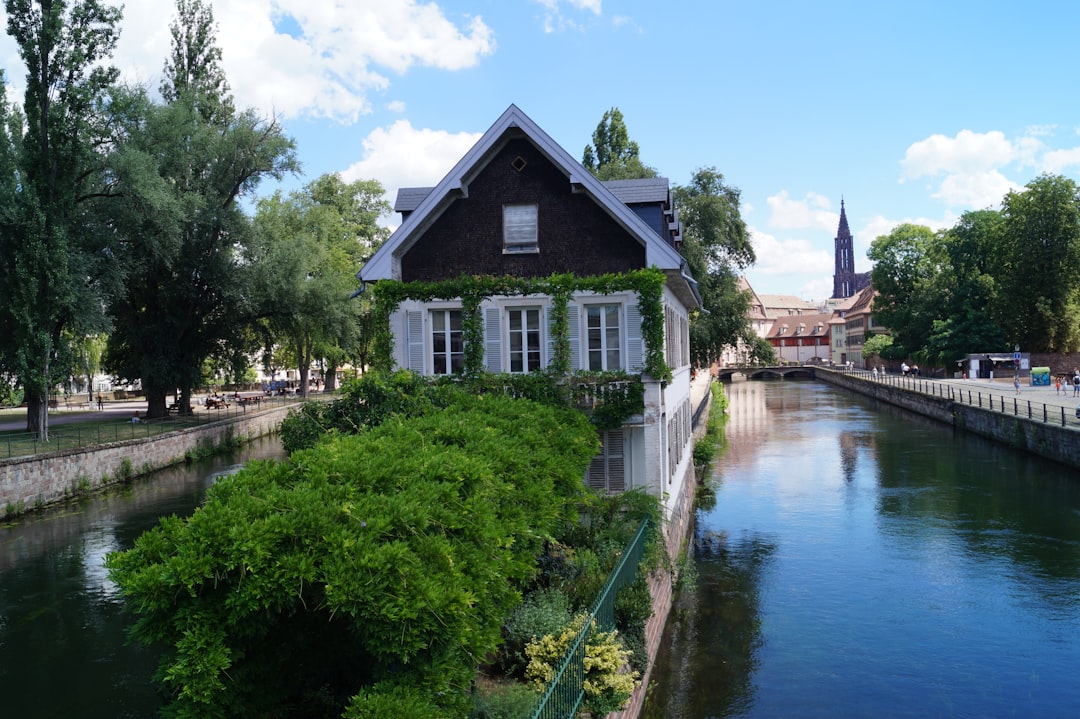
[0,407,291,518]
[818,371,1080,470]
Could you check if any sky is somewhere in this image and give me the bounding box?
[2,0,1079,301]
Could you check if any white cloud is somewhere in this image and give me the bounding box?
[386,100,407,113]
[1041,147,1080,174]
[748,226,833,278]
[0,1,495,122]
[339,119,483,225]
[534,0,601,33]
[765,191,837,232]
[900,129,1015,180]
[932,170,1018,209]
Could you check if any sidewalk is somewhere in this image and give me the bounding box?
[0,400,150,433]
[863,371,1080,422]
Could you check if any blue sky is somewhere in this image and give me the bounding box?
[2,0,1079,300]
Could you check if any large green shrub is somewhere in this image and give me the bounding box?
[501,588,574,676]
[107,394,598,718]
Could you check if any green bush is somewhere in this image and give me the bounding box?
[107,393,599,718]
[524,614,638,716]
[501,588,573,676]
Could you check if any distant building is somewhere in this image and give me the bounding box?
[831,199,871,299]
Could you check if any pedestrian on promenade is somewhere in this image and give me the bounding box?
[96,394,103,410]
[1056,377,1062,395]
[1014,375,1021,395]
[1073,371,1080,397]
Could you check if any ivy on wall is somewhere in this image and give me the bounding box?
[371,268,671,383]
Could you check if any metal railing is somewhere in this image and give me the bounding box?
[528,517,650,719]
[0,394,309,460]
[836,369,1078,428]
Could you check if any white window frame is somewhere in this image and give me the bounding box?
[430,308,464,375]
[503,204,539,254]
[586,304,622,371]
[507,306,543,373]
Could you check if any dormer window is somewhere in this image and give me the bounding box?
[503,204,538,254]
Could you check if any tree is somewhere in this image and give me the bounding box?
[992,174,1080,352]
[582,107,657,181]
[0,0,123,439]
[867,223,941,359]
[675,168,755,367]
[249,174,389,397]
[923,210,1007,365]
[103,0,297,417]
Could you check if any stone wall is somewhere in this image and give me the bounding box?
[817,370,1080,470]
[0,407,291,518]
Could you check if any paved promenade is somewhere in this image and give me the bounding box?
[850,369,1080,426]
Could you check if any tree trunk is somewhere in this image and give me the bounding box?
[324,363,338,392]
[179,387,194,416]
[145,389,168,419]
[25,392,49,441]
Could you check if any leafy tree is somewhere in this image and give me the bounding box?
[861,333,894,360]
[867,223,941,359]
[249,174,389,397]
[107,391,597,718]
[675,168,755,367]
[0,0,123,439]
[582,107,657,181]
[992,174,1080,352]
[103,0,297,417]
[923,210,1007,365]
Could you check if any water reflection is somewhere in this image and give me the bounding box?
[642,530,776,719]
[644,380,1080,718]
[0,437,285,719]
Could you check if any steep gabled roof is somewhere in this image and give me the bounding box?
[359,104,699,308]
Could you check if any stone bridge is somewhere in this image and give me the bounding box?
[716,365,819,381]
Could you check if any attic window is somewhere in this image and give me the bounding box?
[511,155,528,172]
[503,204,539,254]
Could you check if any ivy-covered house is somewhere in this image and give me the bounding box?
[358,104,700,522]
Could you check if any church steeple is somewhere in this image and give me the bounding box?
[831,198,868,299]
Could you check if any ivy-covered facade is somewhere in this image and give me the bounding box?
[359,105,700,522]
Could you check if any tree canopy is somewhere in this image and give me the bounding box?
[582,107,657,181]
[0,0,123,439]
[102,0,297,417]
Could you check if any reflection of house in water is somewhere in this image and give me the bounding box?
[722,381,770,468]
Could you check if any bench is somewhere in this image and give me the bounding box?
[205,398,229,410]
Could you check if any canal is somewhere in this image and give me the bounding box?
[0,437,287,718]
[644,379,1080,719]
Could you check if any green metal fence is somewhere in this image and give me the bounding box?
[528,517,651,719]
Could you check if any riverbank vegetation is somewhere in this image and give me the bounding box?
[107,380,660,718]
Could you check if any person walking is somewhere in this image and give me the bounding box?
[96,394,103,411]
[1014,375,1021,395]
[1073,372,1080,397]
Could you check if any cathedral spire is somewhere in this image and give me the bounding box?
[831,197,868,299]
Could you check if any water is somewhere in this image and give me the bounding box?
[0,437,287,719]
[645,379,1080,719]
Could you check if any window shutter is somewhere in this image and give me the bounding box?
[566,303,581,371]
[626,303,644,372]
[608,430,625,492]
[406,310,425,373]
[484,307,502,373]
[586,430,626,493]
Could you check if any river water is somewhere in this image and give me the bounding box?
[0,437,286,719]
[643,379,1080,719]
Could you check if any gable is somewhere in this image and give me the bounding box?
[401,137,646,282]
[360,104,700,310]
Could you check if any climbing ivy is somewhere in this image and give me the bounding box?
[370,268,671,382]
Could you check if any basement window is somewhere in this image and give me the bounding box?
[503,204,539,254]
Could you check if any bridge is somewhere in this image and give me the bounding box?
[716,365,820,381]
